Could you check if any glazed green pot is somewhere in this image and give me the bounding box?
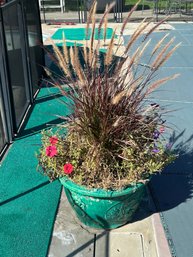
[59,177,146,229]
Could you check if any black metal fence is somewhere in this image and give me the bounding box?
[39,0,193,23]
[39,0,125,23]
[0,0,44,158]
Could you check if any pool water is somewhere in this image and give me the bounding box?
[51,27,116,41]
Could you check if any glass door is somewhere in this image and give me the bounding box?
[22,0,44,96]
[2,1,30,129]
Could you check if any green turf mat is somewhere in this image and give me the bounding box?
[0,86,71,257]
[0,181,61,257]
[51,27,116,41]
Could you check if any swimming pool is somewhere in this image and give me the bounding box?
[51,27,116,41]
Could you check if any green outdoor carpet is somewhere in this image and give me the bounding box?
[0,86,71,257]
[51,27,116,41]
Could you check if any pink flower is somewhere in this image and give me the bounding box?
[159,127,165,133]
[63,163,74,174]
[46,145,57,157]
[49,136,58,145]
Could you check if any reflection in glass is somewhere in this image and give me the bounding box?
[2,4,29,127]
[24,0,44,95]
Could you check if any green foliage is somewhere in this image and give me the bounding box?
[38,125,176,189]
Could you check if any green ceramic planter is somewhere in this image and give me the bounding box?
[59,177,146,229]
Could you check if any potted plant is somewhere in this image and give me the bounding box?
[37,2,178,229]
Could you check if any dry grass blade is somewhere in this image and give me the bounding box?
[135,38,151,65]
[83,42,88,65]
[89,11,96,52]
[44,67,52,77]
[127,76,144,97]
[143,16,169,42]
[62,32,69,65]
[124,19,151,54]
[112,116,122,127]
[70,46,75,67]
[114,1,140,56]
[145,73,180,95]
[120,0,141,36]
[156,43,181,69]
[103,4,108,43]
[89,47,94,67]
[69,46,83,83]
[88,4,97,67]
[125,45,141,71]
[50,39,71,77]
[151,33,169,56]
[97,1,115,39]
[90,47,97,70]
[74,44,85,84]
[86,1,97,42]
[151,37,175,69]
[105,29,117,66]
[112,90,127,105]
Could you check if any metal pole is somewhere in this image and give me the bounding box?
[42,0,46,23]
[155,0,158,22]
[114,0,117,22]
[114,0,123,23]
[77,0,80,23]
[83,0,87,23]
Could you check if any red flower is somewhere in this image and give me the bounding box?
[63,163,74,174]
[46,145,57,157]
[49,136,58,145]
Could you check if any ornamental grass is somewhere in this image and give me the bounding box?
[37,1,178,190]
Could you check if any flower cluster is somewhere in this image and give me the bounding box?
[37,123,175,189]
[45,136,74,175]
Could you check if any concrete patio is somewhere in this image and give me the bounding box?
[48,189,170,257]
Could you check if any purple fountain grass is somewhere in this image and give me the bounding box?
[38,1,178,189]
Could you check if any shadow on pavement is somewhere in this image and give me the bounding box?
[131,131,193,222]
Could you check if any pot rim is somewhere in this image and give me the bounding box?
[59,176,146,198]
